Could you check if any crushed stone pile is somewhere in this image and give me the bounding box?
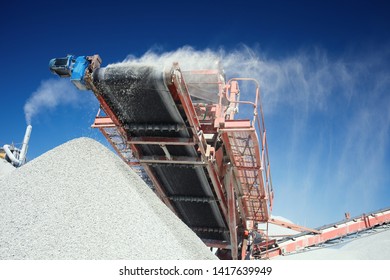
[0,137,217,260]
[0,158,15,178]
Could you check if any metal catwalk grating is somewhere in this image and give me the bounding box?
[224,129,269,223]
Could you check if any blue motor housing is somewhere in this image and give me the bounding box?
[49,55,90,90]
[70,56,89,90]
[49,55,74,77]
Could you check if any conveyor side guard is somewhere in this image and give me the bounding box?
[256,207,390,259]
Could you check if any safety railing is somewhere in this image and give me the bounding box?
[223,78,274,216]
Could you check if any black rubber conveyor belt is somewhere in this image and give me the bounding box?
[92,63,229,242]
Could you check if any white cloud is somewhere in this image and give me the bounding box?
[24,79,86,125]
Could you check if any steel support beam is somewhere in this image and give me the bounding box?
[268,218,321,234]
[202,239,231,249]
[139,156,206,165]
[226,165,238,260]
[128,136,195,146]
[92,116,116,128]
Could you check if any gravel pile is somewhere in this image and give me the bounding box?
[0,137,216,260]
[0,158,15,178]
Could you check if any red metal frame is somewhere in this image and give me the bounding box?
[168,65,230,228]
[268,218,321,234]
[216,78,275,259]
[225,164,238,260]
[86,62,276,259]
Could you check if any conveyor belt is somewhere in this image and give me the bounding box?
[92,63,229,242]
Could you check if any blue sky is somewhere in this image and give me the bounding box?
[1,0,389,228]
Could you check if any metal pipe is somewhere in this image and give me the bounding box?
[3,144,20,166]
[159,144,172,160]
[18,125,32,166]
[3,125,32,167]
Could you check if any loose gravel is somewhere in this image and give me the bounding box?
[0,137,216,260]
[0,158,15,178]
